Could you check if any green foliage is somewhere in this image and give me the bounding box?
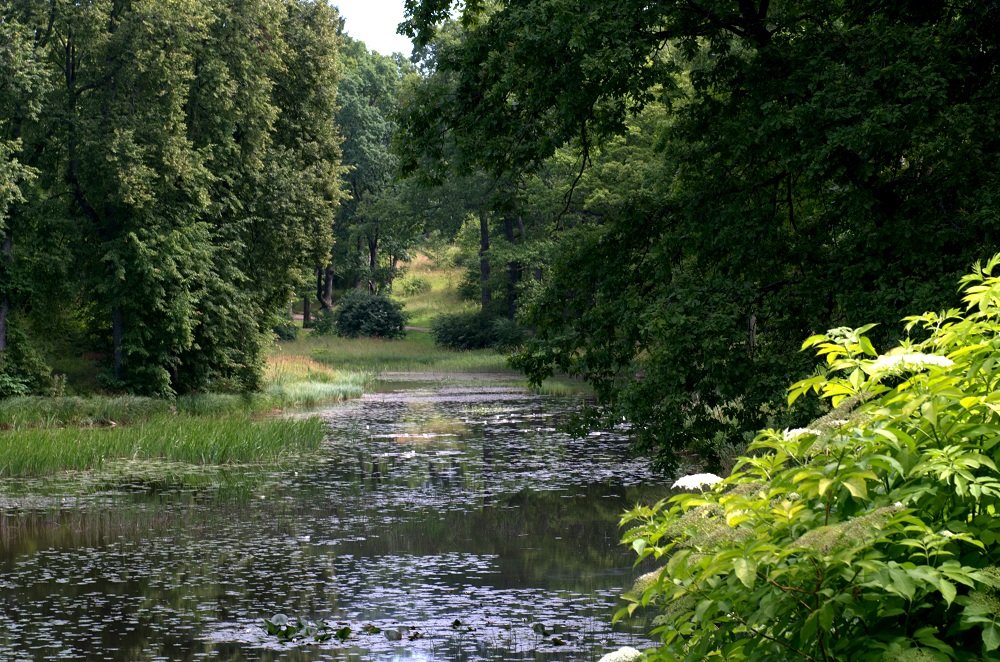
[0,0,345,398]
[402,0,1000,470]
[0,414,325,476]
[0,325,50,398]
[431,312,495,349]
[431,312,525,351]
[263,614,341,644]
[310,310,337,336]
[620,259,1000,661]
[272,322,299,342]
[395,275,431,296]
[333,290,406,339]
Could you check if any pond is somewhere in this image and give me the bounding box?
[0,377,666,660]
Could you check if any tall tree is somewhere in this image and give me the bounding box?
[0,13,48,355]
[0,0,347,397]
[328,38,412,295]
[403,0,1000,468]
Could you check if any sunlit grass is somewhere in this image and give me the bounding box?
[392,252,476,328]
[292,331,511,374]
[529,377,594,397]
[0,415,325,477]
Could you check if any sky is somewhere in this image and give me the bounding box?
[333,0,415,57]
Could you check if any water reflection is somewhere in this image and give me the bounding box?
[1,381,666,660]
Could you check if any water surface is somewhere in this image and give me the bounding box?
[0,380,665,660]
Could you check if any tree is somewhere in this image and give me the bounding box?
[403,0,1000,468]
[0,15,41,344]
[326,37,414,297]
[0,0,347,397]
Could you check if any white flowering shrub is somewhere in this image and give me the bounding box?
[619,256,1000,661]
[672,473,723,491]
[598,646,644,662]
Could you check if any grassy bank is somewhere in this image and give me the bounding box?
[0,415,325,477]
[0,249,585,478]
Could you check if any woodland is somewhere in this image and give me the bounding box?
[3,0,1000,463]
[6,1,1000,659]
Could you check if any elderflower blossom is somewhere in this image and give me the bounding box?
[673,473,723,491]
[783,428,820,441]
[869,352,954,375]
[598,647,643,662]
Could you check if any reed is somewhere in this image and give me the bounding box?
[0,415,325,477]
[0,395,172,430]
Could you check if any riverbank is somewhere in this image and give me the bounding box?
[0,254,586,477]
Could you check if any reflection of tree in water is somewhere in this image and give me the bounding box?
[1,385,661,659]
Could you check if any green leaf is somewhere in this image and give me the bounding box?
[733,557,756,589]
[938,579,957,606]
[842,476,869,500]
[983,623,1000,652]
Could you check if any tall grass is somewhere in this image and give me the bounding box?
[0,415,326,477]
[0,395,172,430]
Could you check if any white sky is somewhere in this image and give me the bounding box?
[333,0,415,57]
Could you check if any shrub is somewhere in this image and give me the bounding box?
[490,317,527,351]
[396,276,431,296]
[620,255,1000,661]
[432,312,494,350]
[272,322,298,341]
[333,290,406,339]
[311,310,336,336]
[0,326,51,398]
[432,312,526,351]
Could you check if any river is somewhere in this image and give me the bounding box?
[0,377,664,660]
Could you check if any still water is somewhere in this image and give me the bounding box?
[0,378,665,660]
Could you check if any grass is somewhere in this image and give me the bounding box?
[0,395,173,430]
[293,332,511,374]
[393,251,477,328]
[0,414,325,477]
[0,247,586,478]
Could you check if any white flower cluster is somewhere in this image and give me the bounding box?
[783,428,820,441]
[869,352,954,374]
[673,473,723,491]
[598,646,643,662]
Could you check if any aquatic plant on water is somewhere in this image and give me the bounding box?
[262,614,349,644]
[620,256,1000,660]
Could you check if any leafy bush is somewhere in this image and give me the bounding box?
[491,317,527,350]
[311,310,336,336]
[620,256,1000,661]
[272,322,298,341]
[333,290,406,339]
[431,312,525,350]
[432,312,495,349]
[396,276,431,296]
[0,326,51,398]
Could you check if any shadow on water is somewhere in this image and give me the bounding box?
[0,379,668,660]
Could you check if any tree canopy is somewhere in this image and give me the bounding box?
[0,0,345,395]
[401,0,1000,468]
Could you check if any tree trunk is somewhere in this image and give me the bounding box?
[0,231,11,353]
[367,235,378,294]
[303,296,311,326]
[112,306,124,381]
[317,264,334,311]
[502,215,523,320]
[479,209,491,311]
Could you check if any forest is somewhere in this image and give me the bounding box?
[5,0,1000,659]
